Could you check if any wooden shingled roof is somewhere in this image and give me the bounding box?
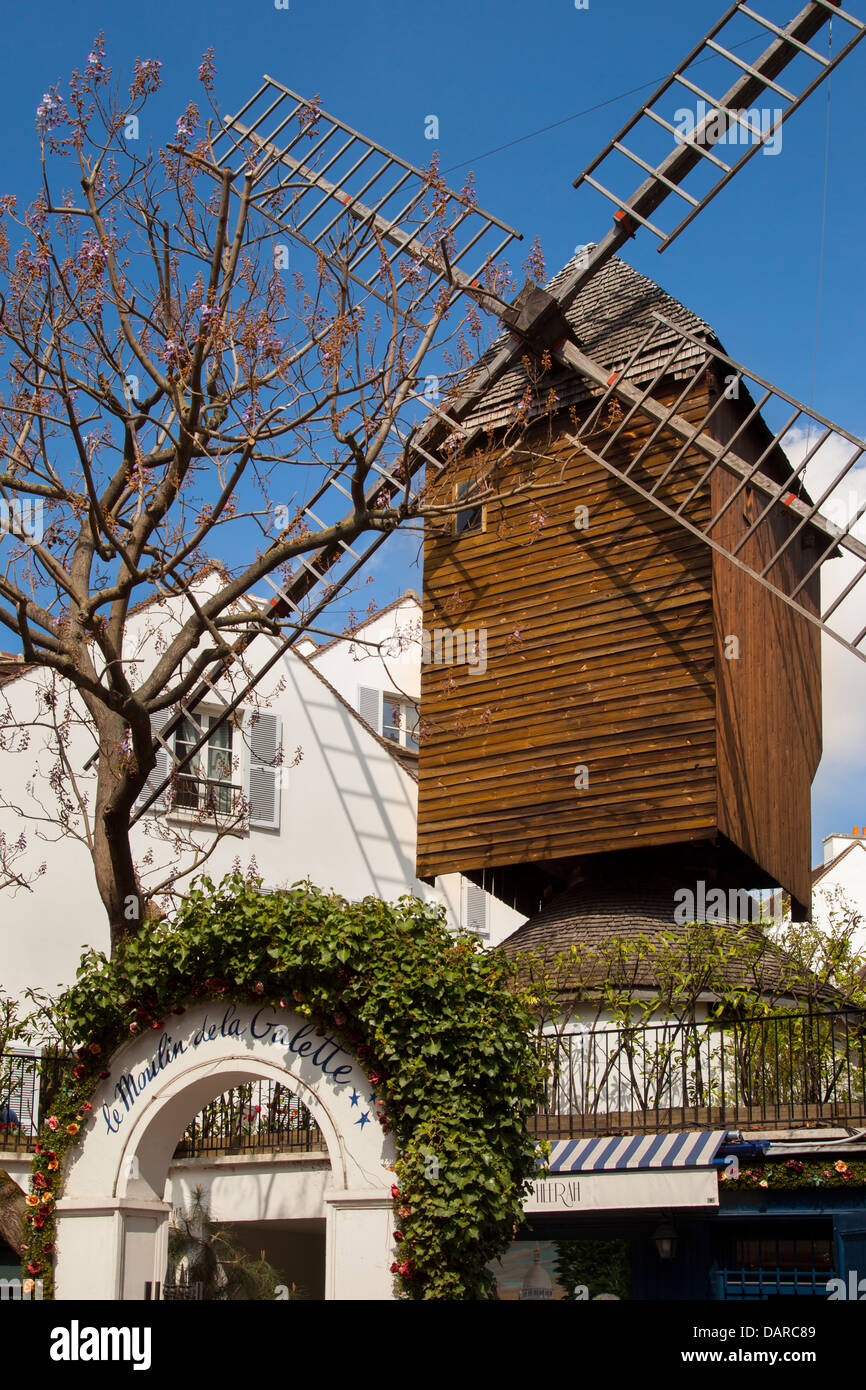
[460,250,716,434]
[499,875,839,1003]
[0,652,31,686]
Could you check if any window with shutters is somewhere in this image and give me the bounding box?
[357,687,420,750]
[171,712,241,818]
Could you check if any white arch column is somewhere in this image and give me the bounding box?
[53,1003,395,1300]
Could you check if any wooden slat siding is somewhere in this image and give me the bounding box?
[709,391,821,915]
[416,383,718,879]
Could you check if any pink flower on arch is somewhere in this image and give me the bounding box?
[47,1116,59,1132]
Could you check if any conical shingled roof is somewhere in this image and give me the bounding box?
[499,874,838,1003]
[460,251,716,434]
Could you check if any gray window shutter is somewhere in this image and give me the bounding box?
[465,882,489,939]
[246,711,281,829]
[5,1048,38,1141]
[357,686,381,733]
[134,708,172,812]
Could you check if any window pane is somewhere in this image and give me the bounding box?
[455,480,482,535]
[174,718,203,806]
[382,696,402,743]
[172,715,233,812]
[207,719,232,784]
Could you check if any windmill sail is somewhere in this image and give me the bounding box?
[558,312,866,662]
[563,0,866,302]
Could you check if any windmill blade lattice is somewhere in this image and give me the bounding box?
[211,75,521,321]
[563,0,866,305]
[131,88,527,821]
[558,313,866,663]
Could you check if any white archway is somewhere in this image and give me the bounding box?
[54,1003,395,1300]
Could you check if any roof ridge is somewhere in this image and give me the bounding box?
[292,646,418,781]
[308,590,421,658]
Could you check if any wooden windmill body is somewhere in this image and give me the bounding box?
[416,255,823,920]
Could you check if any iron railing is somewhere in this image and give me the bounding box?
[0,1046,66,1150]
[169,776,244,818]
[4,1009,865,1153]
[531,1009,866,1139]
[172,1079,326,1158]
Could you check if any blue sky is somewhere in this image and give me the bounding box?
[1,0,864,857]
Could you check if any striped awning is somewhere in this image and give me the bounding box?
[548,1131,727,1173]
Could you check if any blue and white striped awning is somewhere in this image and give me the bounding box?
[548,1131,727,1173]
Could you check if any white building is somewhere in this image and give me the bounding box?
[0,579,526,1298]
[0,579,522,1003]
[810,829,866,952]
[767,827,866,954]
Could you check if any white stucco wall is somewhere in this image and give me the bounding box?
[310,594,421,705]
[0,586,523,1000]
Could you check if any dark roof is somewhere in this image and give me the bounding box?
[500,875,838,1003]
[0,652,32,687]
[461,251,715,433]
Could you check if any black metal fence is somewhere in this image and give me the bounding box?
[531,1009,866,1139]
[172,1079,326,1158]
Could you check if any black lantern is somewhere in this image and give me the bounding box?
[653,1221,678,1262]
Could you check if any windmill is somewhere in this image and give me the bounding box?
[133,1,865,926]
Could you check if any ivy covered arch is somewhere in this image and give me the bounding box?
[24,873,544,1300]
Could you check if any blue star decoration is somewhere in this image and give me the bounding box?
[349,1089,361,1108]
[368,1091,377,1104]
[354,1111,371,1129]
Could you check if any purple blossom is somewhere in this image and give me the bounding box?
[36,92,65,131]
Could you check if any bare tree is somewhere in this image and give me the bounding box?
[0,37,546,948]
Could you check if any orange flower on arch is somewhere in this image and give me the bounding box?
[66,1123,79,1136]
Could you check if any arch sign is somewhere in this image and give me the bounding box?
[54,1002,395,1300]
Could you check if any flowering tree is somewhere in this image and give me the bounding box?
[0,38,548,949]
[0,827,45,895]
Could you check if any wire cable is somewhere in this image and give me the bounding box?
[441,33,766,176]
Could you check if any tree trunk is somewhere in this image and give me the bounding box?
[91,708,150,952]
[0,1166,25,1257]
